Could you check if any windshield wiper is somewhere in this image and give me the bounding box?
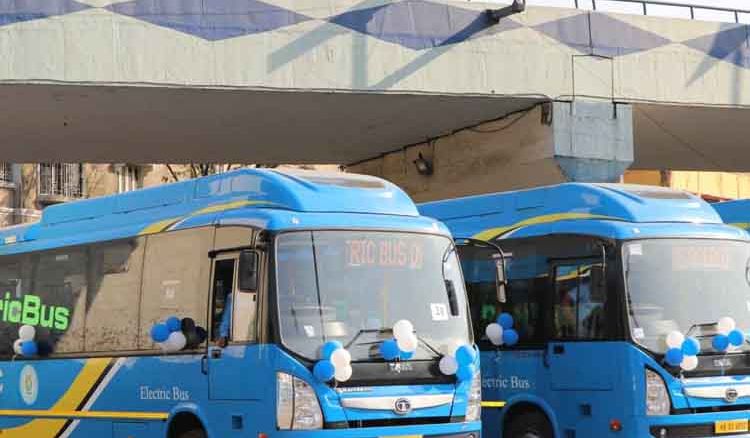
[345,328,442,359]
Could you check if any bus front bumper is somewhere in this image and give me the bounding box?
[271,421,481,438]
[643,411,750,437]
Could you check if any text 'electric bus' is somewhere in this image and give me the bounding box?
[420,183,750,438]
[0,169,482,438]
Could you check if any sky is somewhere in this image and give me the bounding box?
[484,0,750,23]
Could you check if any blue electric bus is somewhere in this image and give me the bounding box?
[0,169,482,438]
[420,183,750,438]
[714,199,750,232]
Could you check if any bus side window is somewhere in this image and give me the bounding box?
[211,259,235,343]
[139,228,213,350]
[459,242,542,349]
[553,263,607,340]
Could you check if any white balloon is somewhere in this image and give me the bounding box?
[13,339,23,355]
[18,325,35,342]
[165,331,187,352]
[443,340,463,358]
[439,356,458,376]
[665,331,685,349]
[331,348,352,368]
[718,317,736,335]
[680,355,699,371]
[334,365,353,382]
[397,334,419,353]
[486,323,504,346]
[393,320,414,340]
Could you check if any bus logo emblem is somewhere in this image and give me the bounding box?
[725,388,739,403]
[394,398,412,415]
[19,365,38,406]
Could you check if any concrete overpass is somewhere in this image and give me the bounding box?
[1,0,750,197]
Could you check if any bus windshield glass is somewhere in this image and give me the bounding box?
[275,231,471,361]
[624,239,750,354]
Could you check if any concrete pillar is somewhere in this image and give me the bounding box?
[348,100,633,202]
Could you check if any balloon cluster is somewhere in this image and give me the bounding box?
[712,316,745,353]
[13,325,39,357]
[150,316,206,353]
[484,313,519,347]
[439,342,477,382]
[664,330,701,371]
[380,320,418,361]
[313,341,353,383]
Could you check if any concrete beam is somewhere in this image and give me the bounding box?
[349,100,634,201]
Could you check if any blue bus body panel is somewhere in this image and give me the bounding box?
[715,199,750,231]
[419,182,724,240]
[0,169,451,256]
[0,345,478,438]
[419,183,750,438]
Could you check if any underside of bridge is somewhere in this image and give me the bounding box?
[0,84,541,164]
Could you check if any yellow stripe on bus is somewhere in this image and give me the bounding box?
[0,409,168,421]
[472,213,618,241]
[0,358,111,437]
[481,401,507,408]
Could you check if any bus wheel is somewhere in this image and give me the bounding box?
[168,413,207,438]
[504,410,552,438]
[177,429,206,438]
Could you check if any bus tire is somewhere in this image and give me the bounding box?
[503,410,553,438]
[168,413,207,438]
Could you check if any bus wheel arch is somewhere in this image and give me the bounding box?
[167,411,207,438]
[501,402,555,438]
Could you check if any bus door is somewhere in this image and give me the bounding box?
[547,260,612,389]
[207,250,261,400]
[545,259,614,430]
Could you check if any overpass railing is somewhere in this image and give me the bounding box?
[529,0,750,23]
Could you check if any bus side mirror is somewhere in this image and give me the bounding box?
[239,250,259,292]
[495,257,507,303]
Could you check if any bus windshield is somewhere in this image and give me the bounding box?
[275,231,471,361]
[624,239,750,354]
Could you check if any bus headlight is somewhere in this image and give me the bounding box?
[645,369,670,416]
[277,373,323,430]
[466,370,482,422]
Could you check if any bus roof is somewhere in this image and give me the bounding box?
[714,199,750,230]
[0,169,436,254]
[419,183,737,240]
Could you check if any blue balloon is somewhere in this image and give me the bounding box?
[457,364,477,382]
[380,339,400,361]
[313,360,335,382]
[665,347,684,366]
[503,329,519,346]
[150,323,170,343]
[399,350,414,360]
[498,313,514,330]
[713,334,730,352]
[681,337,700,356]
[455,345,476,366]
[729,330,745,347]
[21,340,37,356]
[321,341,343,360]
[166,316,182,333]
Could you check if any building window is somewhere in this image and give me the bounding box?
[0,163,13,184]
[39,163,84,199]
[117,165,142,193]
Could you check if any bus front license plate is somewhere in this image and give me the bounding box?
[715,419,749,434]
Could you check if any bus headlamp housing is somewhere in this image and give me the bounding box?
[276,373,323,430]
[466,370,482,421]
[645,368,670,416]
